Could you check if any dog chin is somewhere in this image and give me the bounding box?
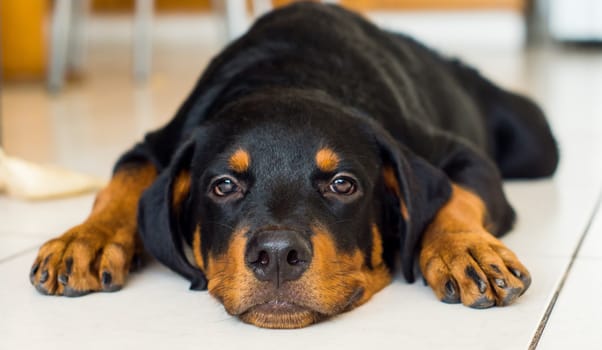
[238,301,324,329]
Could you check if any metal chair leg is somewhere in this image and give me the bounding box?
[224,0,248,41]
[252,0,272,17]
[47,0,72,92]
[133,0,154,82]
[66,0,88,74]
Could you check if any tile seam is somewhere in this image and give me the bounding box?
[0,245,40,264]
[528,188,602,349]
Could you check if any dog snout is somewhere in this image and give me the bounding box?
[245,230,312,287]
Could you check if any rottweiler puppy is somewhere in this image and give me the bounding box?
[30,3,558,329]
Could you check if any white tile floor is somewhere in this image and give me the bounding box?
[1,14,602,350]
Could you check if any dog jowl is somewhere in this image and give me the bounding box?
[30,3,556,329]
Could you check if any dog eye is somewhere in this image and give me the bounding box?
[212,177,241,197]
[329,176,357,195]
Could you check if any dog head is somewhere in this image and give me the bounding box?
[138,90,451,328]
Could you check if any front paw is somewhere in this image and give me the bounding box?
[29,223,137,297]
[419,231,531,308]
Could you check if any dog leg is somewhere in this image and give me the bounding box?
[419,184,531,308]
[29,162,157,296]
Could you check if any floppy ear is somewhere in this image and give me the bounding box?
[374,125,452,283]
[138,135,208,291]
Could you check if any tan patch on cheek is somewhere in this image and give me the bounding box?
[382,166,409,221]
[228,149,251,173]
[301,225,391,314]
[301,228,361,311]
[315,148,340,172]
[370,224,384,268]
[205,228,255,315]
[354,225,391,307]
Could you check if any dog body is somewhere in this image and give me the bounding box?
[30,3,558,329]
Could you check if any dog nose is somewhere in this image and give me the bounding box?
[245,231,312,287]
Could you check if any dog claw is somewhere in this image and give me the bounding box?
[510,268,531,292]
[63,286,90,297]
[442,280,460,304]
[498,287,523,306]
[101,271,112,287]
[58,274,69,285]
[465,266,487,294]
[30,264,39,277]
[39,270,49,284]
[65,257,73,274]
[469,296,495,309]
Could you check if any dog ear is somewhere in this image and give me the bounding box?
[138,134,208,291]
[373,125,452,283]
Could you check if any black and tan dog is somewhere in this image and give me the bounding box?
[30,3,558,329]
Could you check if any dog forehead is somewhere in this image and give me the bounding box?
[210,97,382,175]
[234,124,326,176]
[228,121,371,176]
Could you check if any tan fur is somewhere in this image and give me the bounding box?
[315,148,340,172]
[228,148,251,173]
[420,184,530,307]
[206,223,391,329]
[192,226,205,271]
[205,227,256,315]
[31,163,157,295]
[382,166,409,220]
[353,224,391,307]
[172,170,191,210]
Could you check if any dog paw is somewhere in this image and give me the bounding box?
[419,231,531,308]
[30,223,137,297]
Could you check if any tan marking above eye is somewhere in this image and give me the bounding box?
[315,148,340,172]
[228,148,251,173]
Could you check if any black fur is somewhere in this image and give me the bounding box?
[138,136,208,290]
[117,3,558,288]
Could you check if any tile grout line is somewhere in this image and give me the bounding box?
[528,188,602,350]
[0,245,40,264]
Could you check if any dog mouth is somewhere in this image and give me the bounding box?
[239,300,325,329]
[235,287,365,329]
[251,300,307,314]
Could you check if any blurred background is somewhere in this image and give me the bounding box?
[1,0,601,179]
